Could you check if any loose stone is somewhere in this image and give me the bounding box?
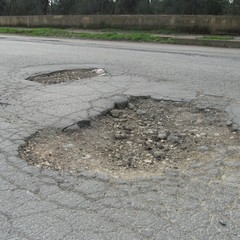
[114,131,128,140]
[144,140,153,150]
[167,133,182,144]
[128,103,135,110]
[226,120,232,126]
[157,132,168,140]
[153,150,166,160]
[144,159,154,164]
[136,110,147,116]
[110,110,121,118]
[124,124,135,131]
[92,68,105,75]
[219,221,227,226]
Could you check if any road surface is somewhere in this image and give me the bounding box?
[0,35,240,240]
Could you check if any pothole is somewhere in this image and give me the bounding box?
[27,68,107,84]
[19,97,240,179]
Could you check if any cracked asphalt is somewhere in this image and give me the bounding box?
[0,34,240,240]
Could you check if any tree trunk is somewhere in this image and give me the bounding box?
[41,0,48,15]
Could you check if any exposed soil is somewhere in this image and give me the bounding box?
[19,97,240,179]
[27,68,106,84]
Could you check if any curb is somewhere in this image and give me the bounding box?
[172,37,240,48]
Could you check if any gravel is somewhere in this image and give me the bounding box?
[27,68,106,84]
[19,97,240,179]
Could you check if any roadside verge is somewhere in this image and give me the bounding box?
[0,27,239,48]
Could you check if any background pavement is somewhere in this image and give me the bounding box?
[0,35,240,239]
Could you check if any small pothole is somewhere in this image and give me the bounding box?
[27,68,107,84]
[19,97,240,179]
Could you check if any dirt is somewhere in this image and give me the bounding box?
[19,97,240,179]
[27,68,106,84]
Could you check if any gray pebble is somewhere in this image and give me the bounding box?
[110,110,121,118]
[136,110,147,116]
[124,124,135,131]
[114,132,128,140]
[128,103,135,110]
[232,123,239,131]
[153,150,166,160]
[157,132,168,140]
[167,133,181,144]
[144,140,153,150]
[226,120,232,126]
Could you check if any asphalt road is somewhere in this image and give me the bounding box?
[0,35,240,240]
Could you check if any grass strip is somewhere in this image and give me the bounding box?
[202,35,233,41]
[100,28,181,35]
[0,27,175,43]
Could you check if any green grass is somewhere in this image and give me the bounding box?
[100,28,181,35]
[0,27,234,44]
[0,27,175,44]
[202,35,233,41]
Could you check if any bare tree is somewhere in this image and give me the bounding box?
[0,0,5,15]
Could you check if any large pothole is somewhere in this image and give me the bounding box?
[19,97,240,179]
[27,68,107,84]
